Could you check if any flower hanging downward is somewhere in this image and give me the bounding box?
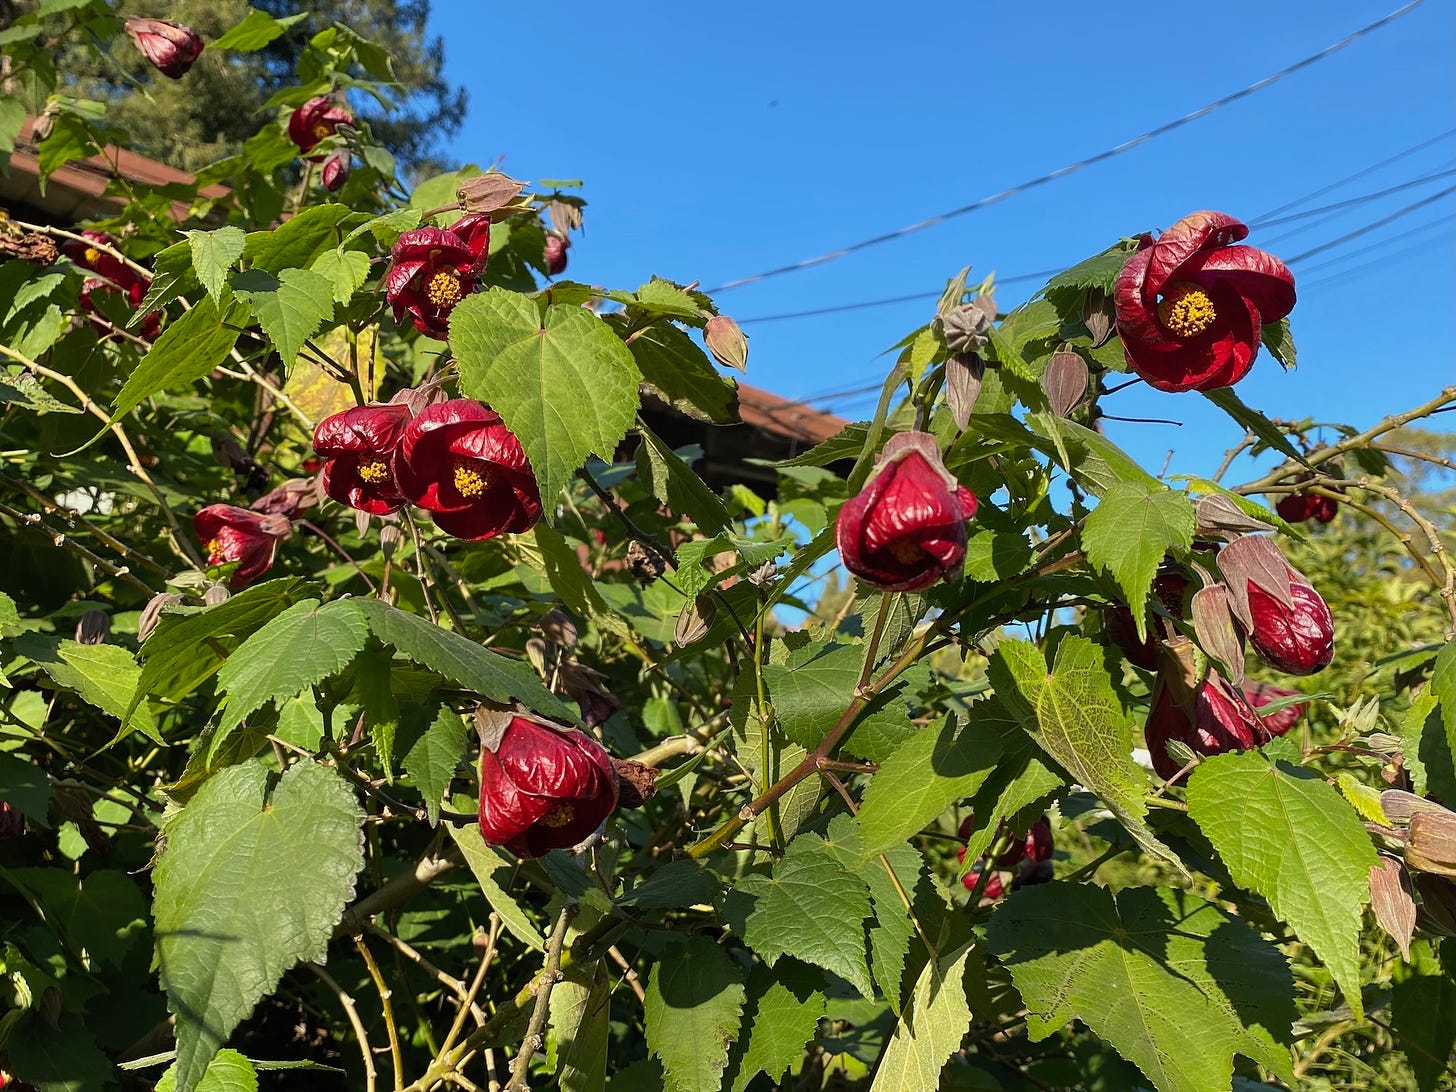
[1114,210,1296,392]
[476,710,619,859]
[383,216,492,339]
[394,399,542,540]
[835,431,977,592]
[1144,675,1262,782]
[287,95,354,157]
[1218,535,1334,675]
[123,17,204,78]
[312,403,413,514]
[194,504,290,589]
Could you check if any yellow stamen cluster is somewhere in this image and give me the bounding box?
[312,121,332,141]
[453,461,488,497]
[206,538,225,564]
[540,803,575,828]
[889,539,926,564]
[426,269,464,308]
[1157,283,1217,338]
[84,247,101,265]
[357,459,390,484]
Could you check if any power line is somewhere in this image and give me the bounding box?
[1300,233,1454,291]
[705,0,1429,294]
[1250,128,1455,221]
[1293,214,1451,277]
[736,268,1059,325]
[1284,186,1455,262]
[1251,168,1455,228]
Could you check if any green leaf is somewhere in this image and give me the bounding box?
[1391,937,1456,1092]
[309,248,372,305]
[1431,637,1456,767]
[232,267,336,365]
[617,859,721,909]
[402,706,465,825]
[732,832,875,998]
[453,288,642,504]
[2,867,147,969]
[624,318,739,424]
[137,240,200,313]
[1040,245,1130,295]
[185,227,246,304]
[634,276,709,321]
[985,883,1296,1092]
[957,706,1065,864]
[761,640,862,752]
[528,524,630,638]
[3,1019,114,1092]
[243,204,362,274]
[854,713,1002,860]
[444,818,544,951]
[1025,412,1161,497]
[643,934,747,1092]
[1399,692,1443,799]
[549,961,609,1092]
[113,296,247,418]
[154,760,364,1092]
[0,751,51,827]
[1186,749,1378,1018]
[727,962,827,1092]
[1082,483,1195,640]
[962,527,1034,582]
[211,8,306,51]
[1260,318,1296,371]
[130,578,312,724]
[156,1049,258,1092]
[215,598,368,733]
[0,96,26,169]
[780,423,869,468]
[635,423,733,537]
[869,942,976,1092]
[11,633,159,741]
[35,113,94,181]
[988,637,1183,874]
[1201,387,1311,469]
[351,597,573,720]
[848,831,931,1013]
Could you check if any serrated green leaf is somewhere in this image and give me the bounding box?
[634,276,707,320]
[211,8,305,51]
[527,524,630,638]
[185,227,246,304]
[309,248,371,305]
[780,423,869,468]
[636,423,733,537]
[215,599,368,733]
[849,830,928,1013]
[35,113,93,181]
[549,960,609,1092]
[243,204,362,274]
[985,883,1296,1092]
[1040,246,1130,295]
[1335,771,1389,824]
[402,706,465,826]
[617,859,720,909]
[962,528,1034,582]
[1201,387,1311,469]
[0,751,51,827]
[1260,318,1296,371]
[156,1049,258,1092]
[155,760,364,1092]
[1390,937,1456,1092]
[453,288,641,505]
[2,867,147,969]
[1022,412,1161,497]
[232,267,335,364]
[11,633,159,741]
[113,296,247,418]
[644,934,746,1092]
[989,637,1183,874]
[1399,692,1442,799]
[727,961,827,1092]
[1186,749,1377,1018]
[1432,637,1456,768]
[137,240,200,313]
[957,702,1066,864]
[762,639,862,752]
[623,318,739,424]
[733,832,875,998]
[351,597,572,721]
[1083,483,1195,641]
[869,942,975,1092]
[0,96,26,169]
[854,713,1002,860]
[444,816,544,950]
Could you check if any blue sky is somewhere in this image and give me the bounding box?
[429,0,1454,484]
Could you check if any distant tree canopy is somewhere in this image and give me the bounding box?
[49,0,466,177]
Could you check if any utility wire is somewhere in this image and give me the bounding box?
[705,0,1429,294]
[1283,186,1455,262]
[1300,233,1453,291]
[1251,168,1455,228]
[1251,128,1455,221]
[1293,214,1451,277]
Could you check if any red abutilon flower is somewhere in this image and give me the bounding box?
[543,234,569,276]
[1144,675,1261,782]
[312,403,413,514]
[835,431,977,592]
[287,95,354,157]
[394,399,542,540]
[1103,568,1191,670]
[1218,535,1334,675]
[194,504,290,589]
[956,849,1006,899]
[1242,680,1305,737]
[64,231,163,339]
[321,150,351,192]
[123,17,204,78]
[476,712,619,858]
[1275,491,1337,525]
[383,216,492,339]
[1114,210,1296,392]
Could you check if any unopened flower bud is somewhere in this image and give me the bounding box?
[543,234,569,276]
[1190,584,1244,686]
[1195,494,1274,538]
[0,800,25,842]
[945,353,984,430]
[703,315,748,372]
[539,608,579,647]
[546,199,584,234]
[1144,675,1260,782]
[556,661,622,729]
[456,172,527,215]
[1043,350,1088,418]
[74,609,109,646]
[674,595,716,647]
[378,523,404,562]
[1081,287,1116,348]
[203,584,231,606]
[321,150,351,192]
[123,17,204,79]
[138,592,181,643]
[935,295,996,354]
[1218,536,1334,675]
[1406,809,1456,879]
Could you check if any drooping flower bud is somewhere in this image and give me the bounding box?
[1080,287,1116,347]
[543,234,569,276]
[123,17,204,79]
[554,662,622,729]
[703,315,748,372]
[1144,675,1260,782]
[1103,567,1190,670]
[945,352,983,430]
[287,95,354,158]
[456,172,528,216]
[835,431,977,592]
[674,595,716,647]
[475,709,619,858]
[321,150,351,192]
[1241,680,1305,736]
[1194,494,1275,539]
[1275,491,1337,525]
[193,505,291,590]
[1218,535,1334,675]
[74,609,109,646]
[956,848,1005,899]
[1043,350,1089,418]
[934,295,996,354]
[138,592,181,643]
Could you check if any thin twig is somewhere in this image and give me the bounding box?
[308,962,377,1092]
[355,934,405,1092]
[438,917,504,1065]
[505,903,578,1090]
[605,945,646,1003]
[365,923,489,1026]
[0,500,156,595]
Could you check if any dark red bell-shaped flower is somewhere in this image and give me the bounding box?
[835,431,977,592]
[1275,492,1337,525]
[65,231,163,339]
[1114,210,1296,392]
[194,504,290,589]
[1144,675,1261,782]
[989,815,1054,868]
[383,216,492,339]
[394,399,542,540]
[312,403,412,515]
[123,17,204,78]
[956,848,1006,899]
[1218,535,1334,676]
[321,150,351,192]
[287,95,354,157]
[477,712,619,858]
[1242,680,1305,737]
[543,234,569,276]
[1103,568,1191,670]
